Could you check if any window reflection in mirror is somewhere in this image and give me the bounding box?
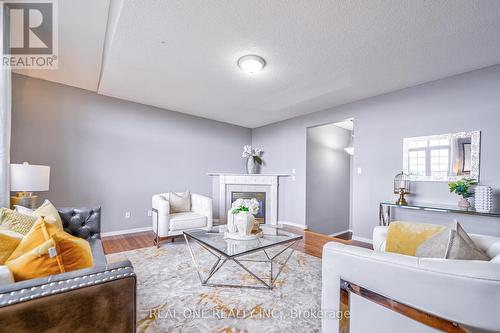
[403,131,480,182]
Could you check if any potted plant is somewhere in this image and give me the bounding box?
[242,145,264,174]
[448,178,478,208]
[230,198,260,236]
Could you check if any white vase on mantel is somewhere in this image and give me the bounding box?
[234,212,255,236]
[246,157,259,174]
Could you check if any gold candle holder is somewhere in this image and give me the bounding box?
[395,188,409,206]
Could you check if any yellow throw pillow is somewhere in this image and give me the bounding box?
[0,227,23,264]
[33,200,64,230]
[0,208,37,235]
[386,221,445,256]
[6,232,93,282]
[6,238,64,281]
[51,232,93,272]
[7,217,61,262]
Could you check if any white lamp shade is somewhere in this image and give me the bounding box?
[10,163,50,192]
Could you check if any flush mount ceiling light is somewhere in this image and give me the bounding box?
[237,55,266,75]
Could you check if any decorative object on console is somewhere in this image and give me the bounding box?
[225,198,262,240]
[10,162,50,209]
[475,186,493,212]
[242,145,264,174]
[393,171,410,205]
[448,177,477,208]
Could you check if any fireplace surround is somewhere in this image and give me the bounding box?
[207,173,290,225]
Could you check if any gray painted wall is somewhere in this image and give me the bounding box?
[11,74,251,233]
[306,123,351,235]
[252,64,500,239]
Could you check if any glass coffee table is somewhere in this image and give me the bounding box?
[183,227,302,289]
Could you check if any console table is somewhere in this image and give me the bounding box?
[379,201,500,226]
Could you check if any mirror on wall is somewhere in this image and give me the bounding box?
[403,131,481,182]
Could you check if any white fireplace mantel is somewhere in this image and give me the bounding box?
[207,173,290,225]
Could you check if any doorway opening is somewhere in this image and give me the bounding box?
[305,118,354,236]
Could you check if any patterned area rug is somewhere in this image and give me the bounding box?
[107,240,322,333]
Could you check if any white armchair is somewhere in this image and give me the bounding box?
[322,226,500,333]
[152,192,213,247]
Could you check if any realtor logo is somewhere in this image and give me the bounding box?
[1,0,58,69]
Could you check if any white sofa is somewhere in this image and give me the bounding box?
[322,226,500,333]
[152,192,213,247]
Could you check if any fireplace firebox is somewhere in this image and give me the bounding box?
[231,192,266,224]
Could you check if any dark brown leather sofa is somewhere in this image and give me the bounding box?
[0,207,136,333]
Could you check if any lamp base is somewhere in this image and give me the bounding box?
[395,190,408,206]
[10,192,38,209]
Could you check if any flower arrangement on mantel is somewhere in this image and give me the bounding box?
[448,178,478,208]
[242,145,264,174]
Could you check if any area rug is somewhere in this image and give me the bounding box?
[106,240,322,333]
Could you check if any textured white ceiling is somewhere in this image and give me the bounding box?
[97,0,500,128]
[16,1,500,128]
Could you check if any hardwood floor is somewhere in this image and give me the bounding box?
[102,231,156,254]
[334,231,353,240]
[102,227,372,258]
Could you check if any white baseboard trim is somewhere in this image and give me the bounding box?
[329,229,352,237]
[352,235,373,244]
[101,227,152,237]
[278,221,308,230]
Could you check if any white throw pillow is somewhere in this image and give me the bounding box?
[169,192,191,214]
[416,220,489,261]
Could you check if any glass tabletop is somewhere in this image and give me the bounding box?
[381,201,500,218]
[183,226,302,258]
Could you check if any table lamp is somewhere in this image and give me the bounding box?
[10,162,50,209]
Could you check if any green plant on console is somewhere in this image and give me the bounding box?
[448,178,478,198]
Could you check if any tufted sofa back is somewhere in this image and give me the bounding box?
[57,207,101,240]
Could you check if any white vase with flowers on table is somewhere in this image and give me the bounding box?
[225,198,263,240]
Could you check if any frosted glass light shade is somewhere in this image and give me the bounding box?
[10,163,50,192]
[238,55,265,74]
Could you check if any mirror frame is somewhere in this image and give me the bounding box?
[402,130,481,182]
